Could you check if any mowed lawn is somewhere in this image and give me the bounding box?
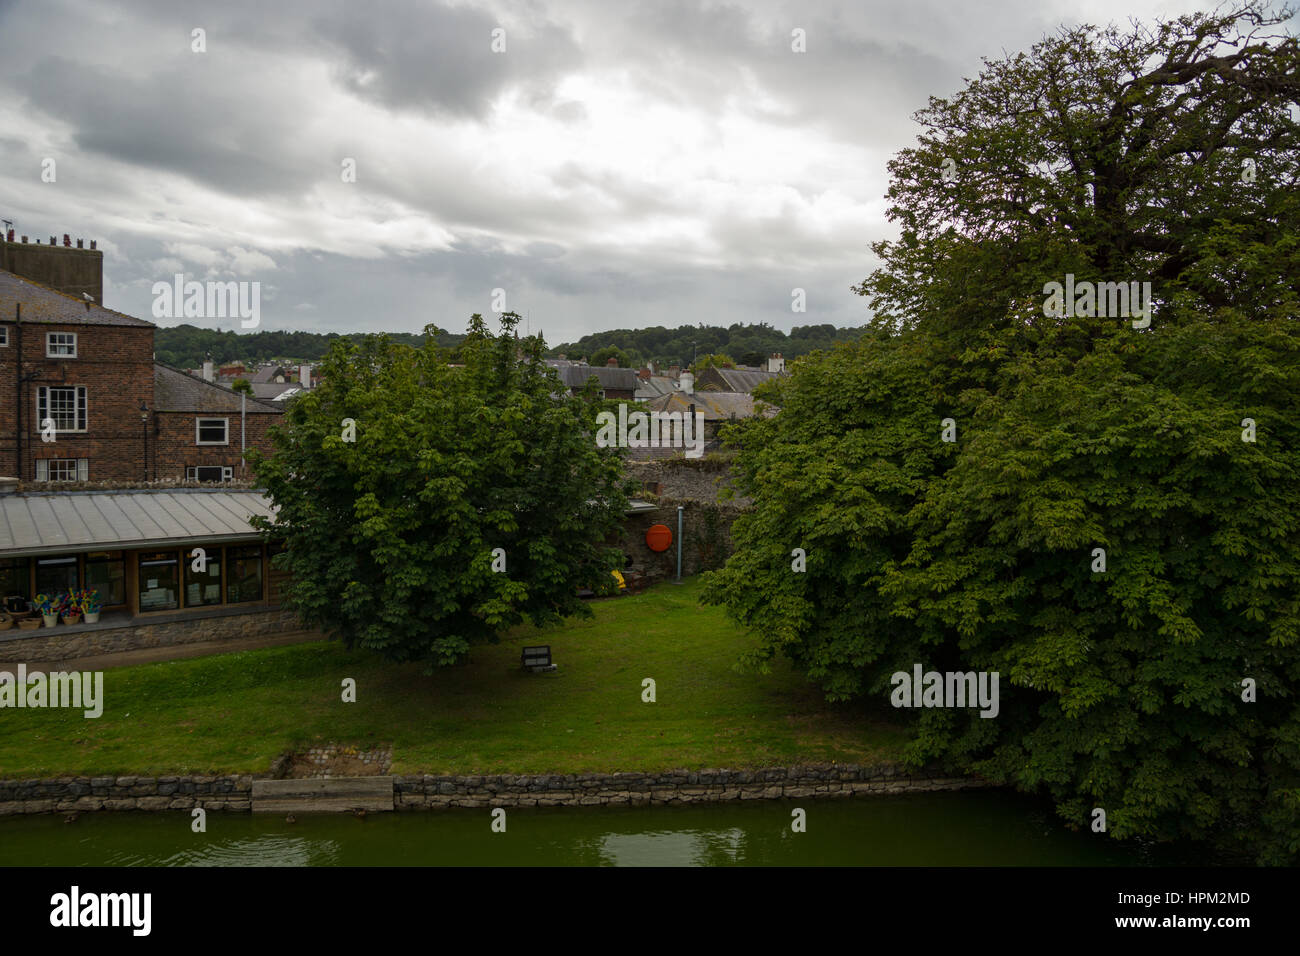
[0,576,908,777]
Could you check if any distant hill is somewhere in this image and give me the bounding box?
[548,322,869,368]
[153,325,466,368]
[154,321,870,370]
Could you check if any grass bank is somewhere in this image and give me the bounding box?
[0,576,907,777]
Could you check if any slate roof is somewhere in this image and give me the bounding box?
[0,489,276,557]
[250,383,302,402]
[634,376,679,400]
[546,362,639,392]
[697,367,782,393]
[0,269,154,327]
[249,366,292,383]
[153,364,284,413]
[643,390,776,421]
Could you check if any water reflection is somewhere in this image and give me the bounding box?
[0,792,1206,867]
[597,827,747,866]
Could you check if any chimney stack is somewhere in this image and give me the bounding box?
[679,371,694,394]
[202,355,215,382]
[300,364,311,388]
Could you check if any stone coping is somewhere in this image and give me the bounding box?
[0,765,992,815]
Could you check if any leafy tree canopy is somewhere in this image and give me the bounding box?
[705,1,1300,863]
[251,314,629,668]
[552,322,867,370]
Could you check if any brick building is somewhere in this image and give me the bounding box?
[1,253,283,484]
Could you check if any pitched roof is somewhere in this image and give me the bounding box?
[250,383,303,401]
[249,365,292,383]
[0,488,660,556]
[697,367,782,392]
[0,269,154,327]
[0,489,275,557]
[634,376,679,400]
[644,390,776,421]
[153,364,284,414]
[549,362,639,391]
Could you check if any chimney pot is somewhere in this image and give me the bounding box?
[606,357,618,367]
[50,237,55,245]
[21,236,27,243]
[90,240,96,250]
[5,229,12,241]
[77,238,83,248]
[63,233,71,247]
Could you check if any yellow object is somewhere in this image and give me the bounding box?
[611,569,626,589]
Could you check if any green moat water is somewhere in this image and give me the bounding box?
[0,790,1197,866]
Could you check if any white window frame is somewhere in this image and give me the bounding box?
[187,465,233,482]
[45,332,77,358]
[36,459,88,482]
[195,417,230,446]
[0,325,9,346]
[36,385,88,433]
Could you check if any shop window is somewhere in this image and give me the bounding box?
[84,551,126,607]
[138,551,180,611]
[184,546,223,607]
[34,555,78,596]
[226,545,264,604]
[1,557,31,603]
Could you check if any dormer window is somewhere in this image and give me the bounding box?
[46,332,77,358]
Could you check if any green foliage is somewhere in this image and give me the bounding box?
[552,323,867,370]
[153,324,465,369]
[588,345,636,368]
[691,352,735,372]
[705,3,1300,864]
[250,314,629,668]
[230,378,252,395]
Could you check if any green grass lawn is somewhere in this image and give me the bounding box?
[0,576,908,777]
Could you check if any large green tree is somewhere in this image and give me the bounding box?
[251,313,628,667]
[705,2,1300,863]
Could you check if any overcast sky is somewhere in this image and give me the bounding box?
[0,0,1224,344]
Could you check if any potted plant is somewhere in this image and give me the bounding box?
[82,589,102,624]
[34,593,58,628]
[57,591,81,626]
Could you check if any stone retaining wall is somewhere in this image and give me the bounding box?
[0,775,253,814]
[0,765,991,815]
[393,764,991,809]
[620,498,745,586]
[0,608,303,663]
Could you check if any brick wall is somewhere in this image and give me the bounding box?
[0,322,155,481]
[0,240,103,303]
[152,410,281,481]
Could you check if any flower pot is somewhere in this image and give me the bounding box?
[83,611,100,624]
[41,613,58,627]
[18,617,42,630]
[60,613,82,625]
